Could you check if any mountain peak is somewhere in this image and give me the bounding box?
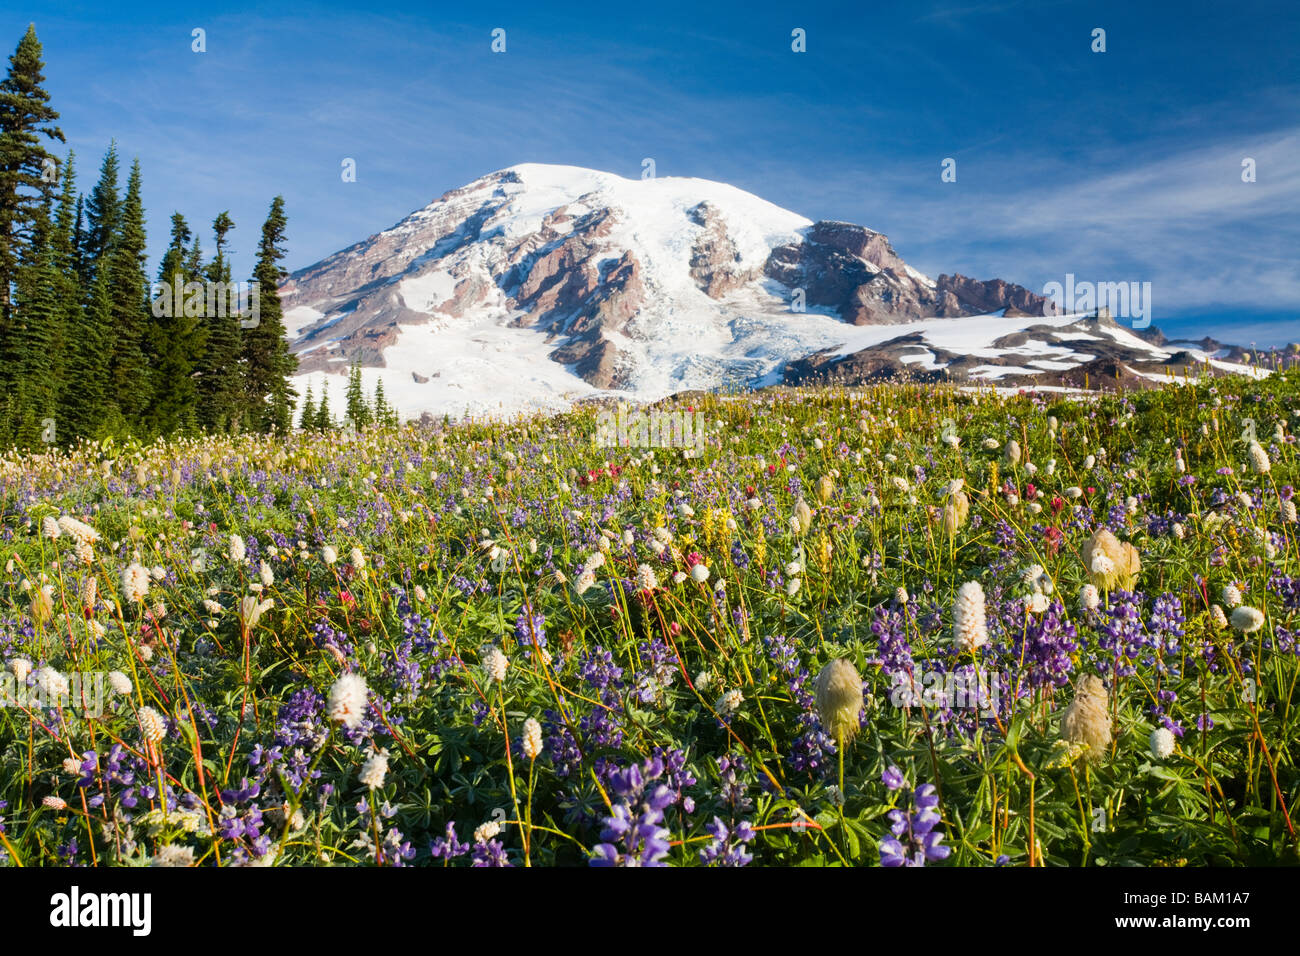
[280,165,1261,419]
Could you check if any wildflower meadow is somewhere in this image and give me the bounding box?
[1,372,1298,868]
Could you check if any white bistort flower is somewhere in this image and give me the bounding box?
[57,516,100,544]
[953,581,989,651]
[358,748,389,790]
[151,844,196,867]
[484,647,509,684]
[139,705,167,743]
[1247,441,1271,475]
[716,688,744,717]
[34,666,70,699]
[108,671,132,695]
[521,717,544,760]
[239,596,274,629]
[1149,726,1176,760]
[121,563,150,603]
[327,673,369,728]
[1078,584,1100,612]
[636,563,659,591]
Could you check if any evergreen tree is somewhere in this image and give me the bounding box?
[373,377,397,428]
[0,24,63,341]
[71,192,84,279]
[147,212,205,435]
[46,149,80,422]
[0,25,64,392]
[81,142,119,285]
[197,211,242,432]
[313,386,332,430]
[345,360,371,429]
[61,264,110,441]
[8,200,60,444]
[299,380,316,431]
[184,233,202,277]
[240,196,296,433]
[104,158,150,426]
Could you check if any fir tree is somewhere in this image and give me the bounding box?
[197,211,242,432]
[104,158,150,426]
[61,263,110,441]
[9,201,60,443]
[313,386,332,430]
[299,380,316,431]
[240,196,296,433]
[0,24,64,339]
[81,142,119,285]
[345,360,371,429]
[147,212,205,435]
[48,149,80,412]
[373,377,398,428]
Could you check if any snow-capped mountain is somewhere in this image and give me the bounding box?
[281,163,1263,419]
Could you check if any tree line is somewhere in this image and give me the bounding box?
[0,24,297,450]
[298,361,400,433]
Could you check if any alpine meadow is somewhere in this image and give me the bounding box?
[1,8,1299,886]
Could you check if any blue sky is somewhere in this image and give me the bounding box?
[9,0,1299,344]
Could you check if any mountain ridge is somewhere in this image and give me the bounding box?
[279,163,1267,418]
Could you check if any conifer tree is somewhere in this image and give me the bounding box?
[9,200,60,443]
[0,24,64,341]
[197,211,242,432]
[241,196,296,433]
[50,150,80,375]
[299,380,316,431]
[373,378,398,428]
[313,385,332,430]
[345,360,371,429]
[148,212,205,435]
[61,264,110,441]
[81,142,119,285]
[105,158,150,426]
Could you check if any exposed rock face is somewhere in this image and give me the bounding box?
[688,202,753,298]
[934,274,1056,317]
[765,221,966,325]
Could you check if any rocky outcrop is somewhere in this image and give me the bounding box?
[688,202,753,298]
[766,221,966,325]
[934,274,1055,317]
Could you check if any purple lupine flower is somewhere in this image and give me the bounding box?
[589,756,674,867]
[429,821,469,860]
[699,817,755,866]
[879,782,951,867]
[471,839,512,867]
